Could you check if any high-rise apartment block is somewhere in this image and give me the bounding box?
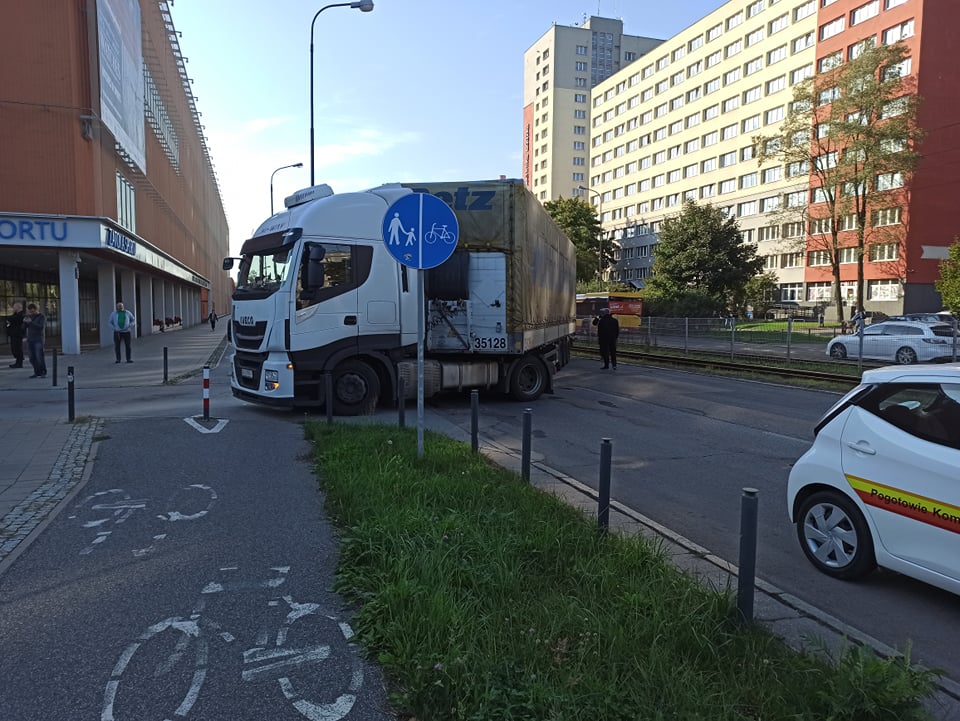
[523,17,663,202]
[528,0,957,316]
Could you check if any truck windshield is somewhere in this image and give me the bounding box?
[236,247,294,293]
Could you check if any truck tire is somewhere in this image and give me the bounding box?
[331,360,380,416]
[509,355,547,402]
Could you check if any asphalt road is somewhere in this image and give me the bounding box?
[426,358,960,685]
[0,382,394,721]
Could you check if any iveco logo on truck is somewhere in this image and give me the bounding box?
[238,315,256,326]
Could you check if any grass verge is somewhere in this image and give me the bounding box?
[306,422,936,721]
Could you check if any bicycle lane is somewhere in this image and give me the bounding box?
[0,414,396,721]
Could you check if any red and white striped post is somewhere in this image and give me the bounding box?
[202,365,210,420]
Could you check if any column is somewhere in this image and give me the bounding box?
[57,251,81,355]
[139,275,154,336]
[97,264,116,348]
[118,268,136,336]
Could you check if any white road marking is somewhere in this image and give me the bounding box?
[241,646,331,682]
[182,417,229,434]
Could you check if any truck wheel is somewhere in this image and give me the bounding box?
[509,356,547,402]
[331,361,380,416]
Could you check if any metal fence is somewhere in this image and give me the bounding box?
[575,316,960,369]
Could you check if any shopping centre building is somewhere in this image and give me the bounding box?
[526,0,958,317]
[0,0,229,354]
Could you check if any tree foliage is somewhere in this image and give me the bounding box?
[935,239,960,312]
[644,201,763,315]
[543,197,609,284]
[756,41,923,321]
[738,271,780,318]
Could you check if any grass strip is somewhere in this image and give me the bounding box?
[307,422,935,721]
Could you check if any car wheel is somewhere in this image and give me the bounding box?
[331,360,380,416]
[796,491,875,580]
[895,346,918,364]
[829,343,848,360]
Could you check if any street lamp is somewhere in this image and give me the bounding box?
[270,162,304,215]
[579,185,604,289]
[309,1,374,186]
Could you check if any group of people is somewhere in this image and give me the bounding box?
[4,301,138,374]
[4,302,48,377]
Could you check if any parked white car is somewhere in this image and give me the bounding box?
[826,320,958,364]
[787,365,960,595]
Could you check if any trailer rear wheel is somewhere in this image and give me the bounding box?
[331,360,380,416]
[509,356,547,402]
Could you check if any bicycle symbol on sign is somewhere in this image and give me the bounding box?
[101,566,365,721]
[67,485,217,557]
[424,223,456,245]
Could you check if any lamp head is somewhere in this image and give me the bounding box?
[293,162,304,168]
[352,1,374,11]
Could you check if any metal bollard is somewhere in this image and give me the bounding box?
[736,487,760,624]
[325,372,334,425]
[598,438,612,533]
[52,350,58,387]
[521,408,532,481]
[202,365,210,421]
[398,375,406,428]
[163,347,169,383]
[67,365,75,422]
[786,317,793,362]
[470,389,479,453]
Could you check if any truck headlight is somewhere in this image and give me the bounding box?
[264,369,279,390]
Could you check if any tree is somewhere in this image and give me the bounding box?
[543,197,611,284]
[935,239,960,312]
[756,41,923,322]
[738,271,780,319]
[645,201,763,315]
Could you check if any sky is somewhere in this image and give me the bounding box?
[169,0,725,254]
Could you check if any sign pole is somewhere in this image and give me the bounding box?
[417,268,425,458]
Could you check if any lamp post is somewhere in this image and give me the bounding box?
[579,185,604,289]
[310,1,374,186]
[270,162,304,215]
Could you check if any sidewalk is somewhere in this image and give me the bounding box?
[0,321,230,568]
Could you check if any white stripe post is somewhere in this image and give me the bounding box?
[202,365,210,421]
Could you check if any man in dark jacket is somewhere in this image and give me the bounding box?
[593,308,620,370]
[5,301,25,368]
[23,303,46,378]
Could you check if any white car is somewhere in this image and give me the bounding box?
[826,320,958,364]
[787,365,960,595]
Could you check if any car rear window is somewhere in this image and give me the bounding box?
[930,324,957,337]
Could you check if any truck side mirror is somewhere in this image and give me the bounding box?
[222,257,234,271]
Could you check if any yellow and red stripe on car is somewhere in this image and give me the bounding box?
[846,475,960,534]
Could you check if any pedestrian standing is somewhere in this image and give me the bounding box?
[851,307,865,333]
[208,310,217,331]
[593,308,620,370]
[5,301,25,368]
[108,302,136,363]
[22,303,46,378]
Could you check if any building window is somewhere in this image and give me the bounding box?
[781,282,804,301]
[745,57,764,76]
[701,183,716,198]
[869,242,899,261]
[851,0,880,25]
[724,67,741,85]
[702,157,718,172]
[741,115,761,132]
[705,77,721,94]
[739,200,758,216]
[720,150,737,168]
[791,64,814,84]
[689,34,704,51]
[810,217,833,234]
[767,44,788,64]
[784,190,804,207]
[758,225,781,241]
[781,253,803,269]
[807,282,833,302]
[872,207,902,226]
[783,222,804,238]
[703,130,719,146]
[761,195,780,212]
[840,247,858,264]
[763,166,783,183]
[722,123,739,140]
[769,13,790,34]
[819,51,843,72]
[706,50,722,68]
[876,172,904,190]
[765,106,785,124]
[720,179,737,194]
[116,173,136,233]
[868,279,899,300]
[766,75,786,95]
[794,0,816,20]
[707,23,723,41]
[723,96,741,113]
[808,250,832,266]
[575,93,587,103]
[726,39,743,57]
[704,104,720,120]
[743,85,763,104]
[820,16,846,41]
[793,31,815,53]
[747,29,765,47]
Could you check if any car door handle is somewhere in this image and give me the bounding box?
[846,441,877,455]
[344,315,357,326]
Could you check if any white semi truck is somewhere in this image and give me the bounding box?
[223,179,576,415]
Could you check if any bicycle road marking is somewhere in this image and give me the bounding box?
[102,567,365,721]
[70,485,218,556]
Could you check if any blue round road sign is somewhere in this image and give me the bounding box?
[381,193,459,269]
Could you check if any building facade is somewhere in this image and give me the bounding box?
[0,0,230,355]
[540,0,952,317]
[523,16,663,203]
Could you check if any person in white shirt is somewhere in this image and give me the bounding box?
[108,302,136,363]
